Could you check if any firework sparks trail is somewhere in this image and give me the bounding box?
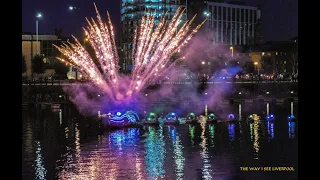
[55,3,206,104]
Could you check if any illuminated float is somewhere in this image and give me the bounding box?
[226,113,236,122]
[288,115,296,122]
[247,114,260,122]
[207,113,218,124]
[143,112,159,125]
[266,114,275,121]
[185,112,198,124]
[99,110,141,128]
[164,112,179,125]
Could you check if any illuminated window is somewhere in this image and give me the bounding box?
[276,52,278,55]
[262,52,265,56]
[284,61,286,64]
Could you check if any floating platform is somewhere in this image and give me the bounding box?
[164,120,180,125]
[143,119,160,126]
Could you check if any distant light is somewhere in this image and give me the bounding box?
[69,6,74,10]
[266,92,269,94]
[288,115,295,120]
[116,112,121,116]
[238,92,242,95]
[108,112,111,115]
[97,94,100,97]
[291,91,294,94]
[203,11,210,16]
[145,93,148,96]
[267,114,275,120]
[228,114,235,119]
[171,113,175,116]
[36,13,42,18]
[254,62,258,65]
[205,92,207,95]
[202,61,205,65]
[59,95,62,98]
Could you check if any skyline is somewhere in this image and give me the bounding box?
[22,0,297,41]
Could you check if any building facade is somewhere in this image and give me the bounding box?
[205,1,261,45]
[120,0,187,71]
[22,33,71,78]
[22,34,60,77]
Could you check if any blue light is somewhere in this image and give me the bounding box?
[171,113,175,116]
[288,115,295,120]
[228,114,235,119]
[267,114,275,120]
[117,112,121,116]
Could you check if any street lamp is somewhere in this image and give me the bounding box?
[230,46,234,58]
[36,13,42,54]
[254,62,259,75]
[69,6,78,11]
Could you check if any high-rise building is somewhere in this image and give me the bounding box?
[205,1,262,45]
[120,0,187,71]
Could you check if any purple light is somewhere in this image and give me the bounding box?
[228,114,235,119]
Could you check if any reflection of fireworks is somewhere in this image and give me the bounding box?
[55,3,206,104]
[253,121,260,159]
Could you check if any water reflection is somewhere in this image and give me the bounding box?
[169,126,185,180]
[267,103,270,115]
[144,126,166,179]
[291,102,294,115]
[209,125,215,147]
[289,122,296,139]
[267,121,275,140]
[65,127,69,139]
[74,123,81,168]
[59,109,62,126]
[189,125,195,146]
[228,123,235,142]
[22,104,298,179]
[253,121,260,160]
[35,141,47,179]
[239,104,242,120]
[200,122,212,179]
[250,123,253,141]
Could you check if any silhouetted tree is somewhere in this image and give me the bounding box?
[54,60,69,79]
[22,55,26,74]
[243,61,254,74]
[32,54,45,74]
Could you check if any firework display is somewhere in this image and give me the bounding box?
[55,3,206,103]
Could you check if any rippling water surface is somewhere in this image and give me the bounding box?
[22,103,298,180]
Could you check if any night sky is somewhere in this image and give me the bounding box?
[22,0,297,41]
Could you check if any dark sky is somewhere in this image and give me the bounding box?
[22,0,297,41]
